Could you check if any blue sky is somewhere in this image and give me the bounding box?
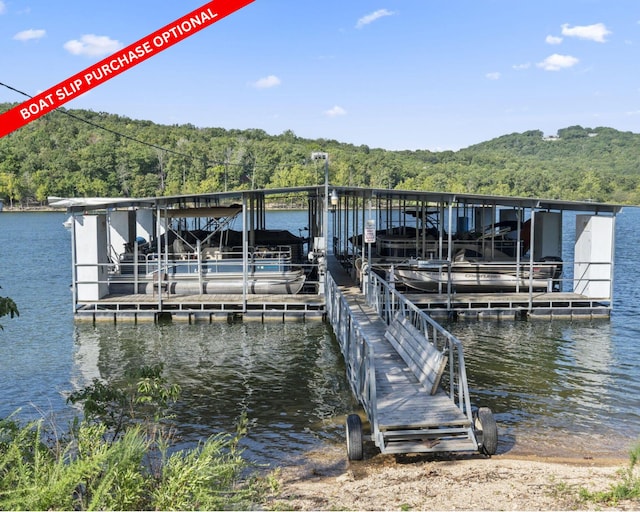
[1,0,639,151]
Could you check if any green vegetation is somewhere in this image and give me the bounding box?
[0,287,18,329]
[578,441,640,505]
[1,102,639,206]
[67,363,181,441]
[0,365,269,510]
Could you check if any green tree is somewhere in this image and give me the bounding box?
[0,287,18,329]
[1,102,639,204]
[67,363,180,441]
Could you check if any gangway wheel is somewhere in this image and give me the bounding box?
[473,407,498,456]
[346,414,364,461]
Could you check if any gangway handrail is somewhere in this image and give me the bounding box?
[326,273,379,438]
[365,270,474,422]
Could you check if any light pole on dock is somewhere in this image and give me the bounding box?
[311,151,329,294]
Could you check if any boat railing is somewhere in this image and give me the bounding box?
[371,236,523,260]
[170,245,294,262]
[325,272,379,438]
[380,256,562,295]
[113,245,299,275]
[82,242,321,296]
[364,269,474,420]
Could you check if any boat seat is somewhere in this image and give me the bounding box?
[173,239,194,260]
[254,247,271,258]
[202,247,222,260]
[152,273,169,297]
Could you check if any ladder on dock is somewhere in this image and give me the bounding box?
[326,268,497,460]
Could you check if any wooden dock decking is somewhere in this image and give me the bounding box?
[75,263,611,323]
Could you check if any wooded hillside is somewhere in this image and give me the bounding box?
[1,102,638,206]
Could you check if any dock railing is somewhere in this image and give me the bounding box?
[364,270,474,421]
[326,273,379,438]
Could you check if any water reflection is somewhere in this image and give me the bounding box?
[72,316,640,461]
[447,319,640,457]
[72,321,357,466]
[3,210,640,464]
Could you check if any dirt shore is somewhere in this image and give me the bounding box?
[266,444,637,511]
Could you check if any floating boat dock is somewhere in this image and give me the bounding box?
[51,185,621,322]
[51,184,622,457]
[77,292,325,323]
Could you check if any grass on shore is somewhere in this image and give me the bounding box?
[0,364,273,510]
[576,441,640,506]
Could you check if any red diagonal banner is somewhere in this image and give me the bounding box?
[0,0,254,138]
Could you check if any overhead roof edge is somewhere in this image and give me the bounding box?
[48,186,625,215]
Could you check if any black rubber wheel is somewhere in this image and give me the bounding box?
[346,414,363,461]
[474,407,498,456]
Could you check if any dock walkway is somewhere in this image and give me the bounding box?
[326,258,482,457]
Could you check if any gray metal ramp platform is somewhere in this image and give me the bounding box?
[326,268,492,458]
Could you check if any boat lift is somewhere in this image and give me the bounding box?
[326,263,497,459]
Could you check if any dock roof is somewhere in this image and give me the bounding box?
[49,186,623,215]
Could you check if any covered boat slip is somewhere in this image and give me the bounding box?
[55,187,332,321]
[52,187,619,458]
[53,186,621,320]
[330,187,621,319]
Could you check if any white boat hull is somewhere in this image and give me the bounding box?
[154,271,306,295]
[109,269,306,295]
[393,262,557,293]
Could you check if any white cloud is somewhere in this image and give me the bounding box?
[512,62,530,70]
[537,53,579,71]
[356,9,395,29]
[13,29,46,41]
[546,35,563,45]
[0,1,6,14]
[485,72,501,80]
[561,23,611,43]
[324,105,346,117]
[63,34,123,57]
[251,75,281,89]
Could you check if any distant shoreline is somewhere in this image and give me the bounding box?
[0,204,309,213]
[0,206,58,213]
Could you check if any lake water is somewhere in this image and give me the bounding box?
[0,208,639,464]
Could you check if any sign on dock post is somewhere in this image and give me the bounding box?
[364,219,376,244]
[363,219,375,296]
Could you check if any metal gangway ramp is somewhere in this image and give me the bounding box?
[326,265,497,460]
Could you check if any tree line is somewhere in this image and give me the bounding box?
[1,102,639,207]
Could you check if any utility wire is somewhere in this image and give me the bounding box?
[0,81,252,168]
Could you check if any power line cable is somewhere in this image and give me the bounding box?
[0,81,253,168]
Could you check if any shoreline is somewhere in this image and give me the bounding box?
[0,205,310,213]
[266,444,635,510]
